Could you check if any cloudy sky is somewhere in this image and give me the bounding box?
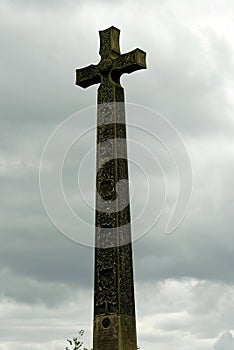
[1,0,234,349]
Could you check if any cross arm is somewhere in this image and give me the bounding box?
[76,64,101,89]
[112,48,146,81]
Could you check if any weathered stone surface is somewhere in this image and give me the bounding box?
[93,315,137,350]
[76,26,146,350]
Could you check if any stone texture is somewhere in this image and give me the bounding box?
[76,26,146,350]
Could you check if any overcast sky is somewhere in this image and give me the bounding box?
[1,0,234,349]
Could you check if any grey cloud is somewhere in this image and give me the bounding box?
[136,280,234,348]
[0,269,74,306]
[1,0,234,349]
[125,26,233,138]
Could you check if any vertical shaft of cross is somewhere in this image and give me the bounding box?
[95,75,135,350]
[76,26,146,350]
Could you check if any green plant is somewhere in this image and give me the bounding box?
[66,329,90,350]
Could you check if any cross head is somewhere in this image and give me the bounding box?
[76,26,146,91]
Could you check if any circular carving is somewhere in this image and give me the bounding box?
[102,317,111,328]
[102,215,115,228]
[99,179,115,200]
[98,58,113,74]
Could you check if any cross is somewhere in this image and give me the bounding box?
[76,26,146,350]
[76,26,146,100]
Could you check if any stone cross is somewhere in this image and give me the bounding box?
[76,26,146,350]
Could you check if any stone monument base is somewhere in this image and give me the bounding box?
[93,314,137,350]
